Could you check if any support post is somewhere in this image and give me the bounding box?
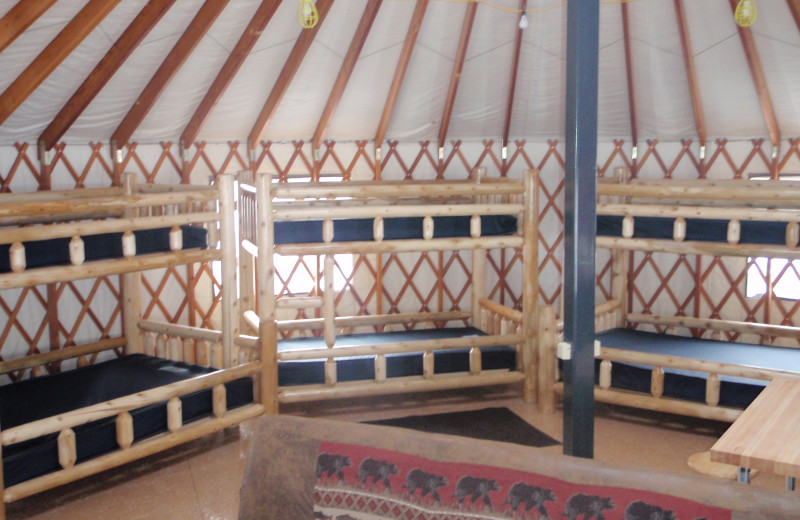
[562,0,599,459]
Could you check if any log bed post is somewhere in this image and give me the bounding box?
[238,171,257,334]
[523,169,539,402]
[218,173,238,369]
[121,172,142,354]
[257,172,278,413]
[609,167,628,328]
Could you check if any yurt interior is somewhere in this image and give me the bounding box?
[1,0,800,518]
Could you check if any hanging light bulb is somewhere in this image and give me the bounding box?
[298,0,318,29]
[734,0,757,27]
[518,9,529,30]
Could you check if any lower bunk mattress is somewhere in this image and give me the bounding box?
[273,215,518,244]
[596,215,787,245]
[277,327,517,386]
[0,354,253,487]
[595,328,800,409]
[0,225,208,273]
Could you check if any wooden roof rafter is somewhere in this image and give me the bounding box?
[621,1,638,151]
[674,0,706,150]
[248,0,335,150]
[180,0,281,148]
[375,0,429,152]
[788,0,800,34]
[727,0,780,150]
[312,0,383,151]
[0,0,58,54]
[39,0,179,152]
[502,0,526,159]
[438,1,478,153]
[110,0,230,150]
[0,0,122,127]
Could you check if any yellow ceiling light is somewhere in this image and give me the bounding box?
[734,0,757,27]
[298,0,318,29]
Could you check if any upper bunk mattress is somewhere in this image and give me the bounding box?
[0,225,208,273]
[273,215,517,245]
[595,328,800,408]
[277,327,517,386]
[0,353,252,487]
[596,215,786,245]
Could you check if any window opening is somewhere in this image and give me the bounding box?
[745,174,800,300]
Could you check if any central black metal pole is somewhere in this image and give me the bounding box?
[562,0,600,459]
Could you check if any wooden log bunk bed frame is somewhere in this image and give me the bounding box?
[536,167,800,422]
[0,172,265,517]
[237,169,538,413]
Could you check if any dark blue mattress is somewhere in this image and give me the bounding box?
[0,225,208,274]
[277,327,517,386]
[274,215,517,245]
[597,215,786,245]
[594,328,800,408]
[0,354,252,487]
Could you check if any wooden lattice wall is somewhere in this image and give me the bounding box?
[2,138,800,370]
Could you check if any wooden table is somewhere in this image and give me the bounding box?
[711,377,800,490]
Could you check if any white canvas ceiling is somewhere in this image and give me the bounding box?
[0,0,798,148]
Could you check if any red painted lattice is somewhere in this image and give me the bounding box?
[3,138,800,371]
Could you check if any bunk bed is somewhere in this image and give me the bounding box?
[0,173,265,514]
[536,169,800,422]
[237,170,537,412]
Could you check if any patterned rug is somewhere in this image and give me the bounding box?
[364,407,560,448]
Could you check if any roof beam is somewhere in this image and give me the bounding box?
[312,0,382,150]
[727,0,780,148]
[111,0,229,149]
[248,0,335,149]
[181,0,281,148]
[39,0,179,151]
[438,1,478,151]
[0,0,58,54]
[674,0,706,149]
[0,0,122,127]
[502,0,526,154]
[375,0,428,148]
[621,1,638,150]
[788,0,800,34]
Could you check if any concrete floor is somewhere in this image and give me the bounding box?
[5,386,789,519]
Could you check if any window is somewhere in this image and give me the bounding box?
[745,174,800,300]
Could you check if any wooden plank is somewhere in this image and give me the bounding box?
[0,0,123,126]
[111,0,230,149]
[180,0,281,147]
[0,0,58,54]
[621,1,638,149]
[279,370,524,403]
[0,249,221,290]
[789,0,800,34]
[275,235,523,256]
[712,378,800,477]
[277,334,521,362]
[374,0,428,155]
[312,0,382,151]
[0,337,125,375]
[596,236,800,259]
[728,0,780,149]
[273,202,524,220]
[247,0,335,148]
[674,0,706,148]
[39,0,178,150]
[0,212,217,245]
[502,0,526,153]
[438,2,477,151]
